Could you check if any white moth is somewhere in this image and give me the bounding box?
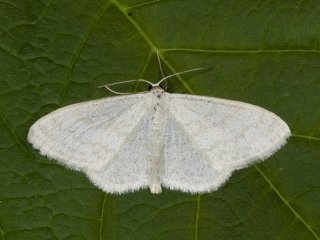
[28,54,291,194]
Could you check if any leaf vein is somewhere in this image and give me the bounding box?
[292,134,320,141]
[255,166,320,240]
[194,194,201,240]
[58,1,112,105]
[99,193,107,240]
[111,0,195,94]
[127,0,162,10]
[0,113,38,161]
[161,48,320,54]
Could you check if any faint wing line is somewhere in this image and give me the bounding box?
[97,108,149,170]
[165,99,226,173]
[58,103,136,147]
[179,97,291,170]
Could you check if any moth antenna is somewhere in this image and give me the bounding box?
[156,50,165,79]
[156,50,168,90]
[98,79,153,95]
[155,67,209,86]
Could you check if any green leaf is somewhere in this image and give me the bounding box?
[0,0,319,239]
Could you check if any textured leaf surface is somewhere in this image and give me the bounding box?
[0,0,320,239]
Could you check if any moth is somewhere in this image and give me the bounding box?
[28,52,290,194]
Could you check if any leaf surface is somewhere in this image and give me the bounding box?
[0,1,319,239]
